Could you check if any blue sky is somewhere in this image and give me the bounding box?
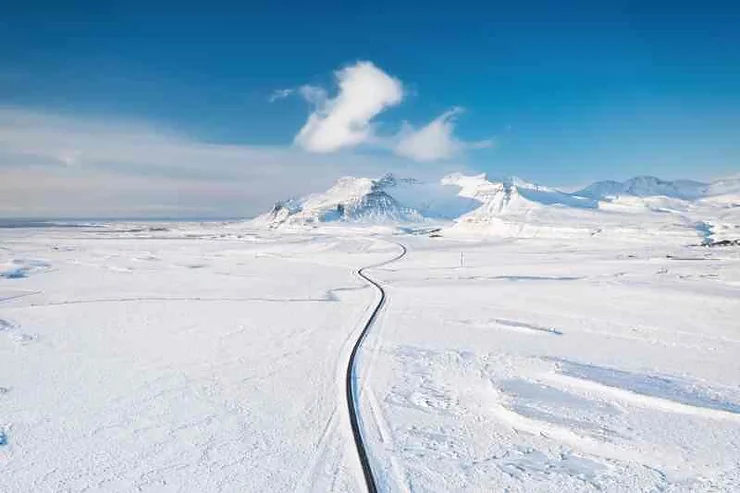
[1,0,738,217]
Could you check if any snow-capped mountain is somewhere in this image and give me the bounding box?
[442,173,597,215]
[254,175,418,226]
[700,177,740,207]
[253,173,477,227]
[440,173,611,237]
[576,175,737,201]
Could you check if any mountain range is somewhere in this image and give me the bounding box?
[252,172,740,242]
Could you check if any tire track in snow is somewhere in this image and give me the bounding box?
[346,242,406,493]
[365,388,411,493]
[294,409,340,493]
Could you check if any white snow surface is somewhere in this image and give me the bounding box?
[1,215,739,492]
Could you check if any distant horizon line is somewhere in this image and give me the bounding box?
[0,216,250,225]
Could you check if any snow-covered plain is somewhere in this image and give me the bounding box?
[361,234,740,492]
[0,223,394,492]
[1,217,739,492]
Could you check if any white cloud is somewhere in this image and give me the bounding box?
[268,85,327,106]
[297,85,328,107]
[294,61,404,153]
[394,108,494,162]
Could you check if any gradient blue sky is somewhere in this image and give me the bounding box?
[1,0,738,217]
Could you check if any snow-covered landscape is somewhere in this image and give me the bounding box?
[1,172,739,492]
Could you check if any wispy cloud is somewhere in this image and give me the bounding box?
[0,107,434,218]
[268,88,295,102]
[395,108,494,162]
[294,61,404,153]
[297,85,328,107]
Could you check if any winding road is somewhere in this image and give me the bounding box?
[345,242,407,493]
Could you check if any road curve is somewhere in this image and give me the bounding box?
[346,242,407,493]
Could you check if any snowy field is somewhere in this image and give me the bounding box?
[1,221,739,492]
